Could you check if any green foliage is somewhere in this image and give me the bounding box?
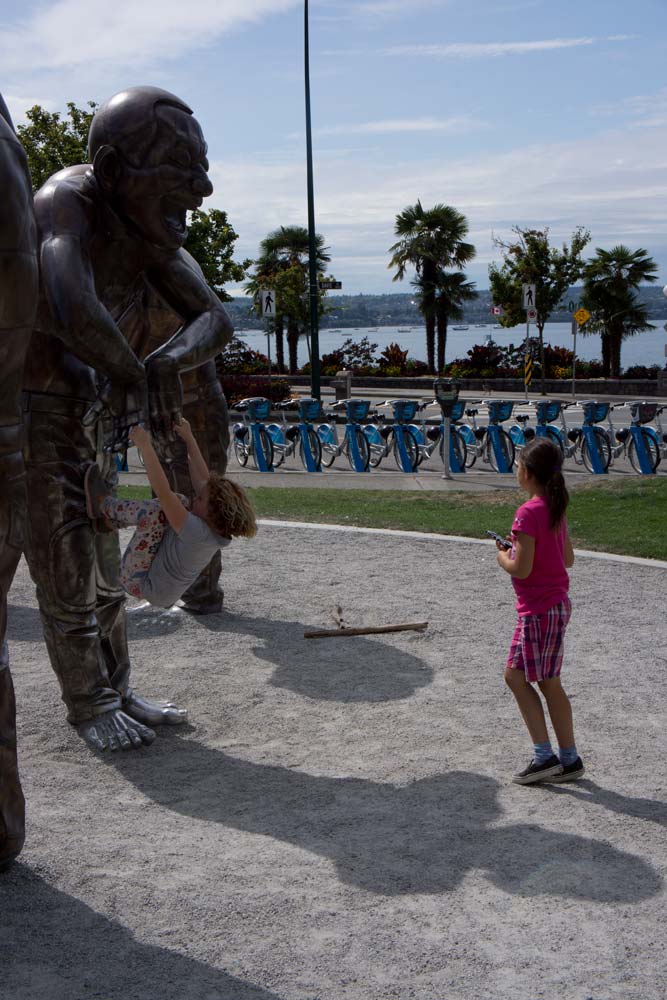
[184,209,251,302]
[581,245,659,377]
[17,101,96,190]
[217,374,291,406]
[388,201,476,371]
[488,226,590,382]
[215,336,269,375]
[444,340,604,379]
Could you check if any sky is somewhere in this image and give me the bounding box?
[2,0,667,296]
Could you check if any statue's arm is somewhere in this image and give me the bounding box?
[40,233,145,385]
[144,250,233,375]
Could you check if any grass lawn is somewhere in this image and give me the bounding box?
[118,478,667,561]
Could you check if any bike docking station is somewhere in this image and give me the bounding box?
[433,378,465,478]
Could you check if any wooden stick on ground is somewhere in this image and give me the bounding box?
[304,622,428,640]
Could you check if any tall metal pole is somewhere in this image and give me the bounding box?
[304,0,320,399]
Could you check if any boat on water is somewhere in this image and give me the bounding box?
[397,327,412,333]
[452,325,469,330]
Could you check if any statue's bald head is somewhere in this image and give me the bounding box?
[88,86,193,165]
[88,86,212,251]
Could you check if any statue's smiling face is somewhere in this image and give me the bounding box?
[113,108,213,250]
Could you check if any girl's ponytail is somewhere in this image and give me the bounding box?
[520,438,569,528]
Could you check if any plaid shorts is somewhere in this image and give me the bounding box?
[506,597,572,683]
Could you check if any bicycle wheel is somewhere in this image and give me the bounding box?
[345,426,370,470]
[251,426,274,470]
[233,433,248,467]
[487,428,515,472]
[363,424,386,468]
[393,426,420,472]
[581,427,611,473]
[628,428,660,473]
[439,427,467,471]
[317,424,338,467]
[266,423,286,468]
[299,427,322,470]
[457,425,477,468]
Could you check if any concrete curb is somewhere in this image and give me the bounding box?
[258,518,667,569]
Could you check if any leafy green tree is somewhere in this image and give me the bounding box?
[246,225,330,374]
[414,270,478,372]
[581,246,658,376]
[488,226,590,390]
[388,201,475,372]
[17,102,96,190]
[184,209,251,302]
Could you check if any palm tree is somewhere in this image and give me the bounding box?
[388,202,475,372]
[581,246,658,376]
[246,226,330,373]
[414,270,478,372]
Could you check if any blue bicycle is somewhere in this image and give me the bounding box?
[317,398,371,471]
[408,399,468,472]
[460,399,516,472]
[606,402,661,474]
[566,400,611,474]
[266,397,323,472]
[363,398,421,472]
[231,396,275,472]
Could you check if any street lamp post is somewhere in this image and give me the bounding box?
[304,0,320,399]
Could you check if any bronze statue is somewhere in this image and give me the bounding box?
[22,86,234,751]
[0,94,38,867]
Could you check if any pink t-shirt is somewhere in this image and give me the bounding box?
[510,495,569,615]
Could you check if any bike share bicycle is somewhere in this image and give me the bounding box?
[231,397,275,472]
[266,397,323,472]
[606,402,661,474]
[363,398,421,472]
[317,398,371,471]
[459,399,516,472]
[408,398,468,471]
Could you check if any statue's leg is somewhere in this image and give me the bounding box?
[94,488,187,729]
[177,384,229,614]
[0,464,25,870]
[22,407,155,751]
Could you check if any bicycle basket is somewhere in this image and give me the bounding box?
[535,401,561,424]
[487,400,513,423]
[246,397,271,421]
[629,401,657,424]
[581,401,609,424]
[449,400,465,421]
[298,397,323,422]
[390,399,419,422]
[346,399,370,422]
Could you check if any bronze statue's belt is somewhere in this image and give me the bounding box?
[181,381,223,407]
[21,391,92,418]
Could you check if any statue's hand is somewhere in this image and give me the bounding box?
[146,358,183,450]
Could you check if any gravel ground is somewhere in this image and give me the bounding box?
[1,522,666,1000]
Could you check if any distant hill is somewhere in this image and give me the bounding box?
[225,287,667,331]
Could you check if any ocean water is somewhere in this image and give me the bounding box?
[241,320,667,371]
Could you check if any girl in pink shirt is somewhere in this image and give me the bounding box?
[495,437,583,785]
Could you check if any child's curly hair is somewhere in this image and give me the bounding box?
[205,474,257,538]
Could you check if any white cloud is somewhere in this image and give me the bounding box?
[209,123,667,293]
[384,36,633,59]
[0,0,299,72]
[316,116,486,136]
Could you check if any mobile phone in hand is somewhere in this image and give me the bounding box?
[486,530,512,549]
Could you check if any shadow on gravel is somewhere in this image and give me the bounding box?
[127,607,434,704]
[542,779,667,826]
[110,735,662,902]
[0,866,284,1000]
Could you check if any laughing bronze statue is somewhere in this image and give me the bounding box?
[0,94,38,867]
[22,87,234,752]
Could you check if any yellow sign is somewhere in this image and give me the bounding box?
[574,308,590,326]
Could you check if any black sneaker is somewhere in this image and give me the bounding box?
[512,755,562,785]
[545,757,585,783]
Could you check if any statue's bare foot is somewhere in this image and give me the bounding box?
[123,691,188,727]
[77,709,155,752]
